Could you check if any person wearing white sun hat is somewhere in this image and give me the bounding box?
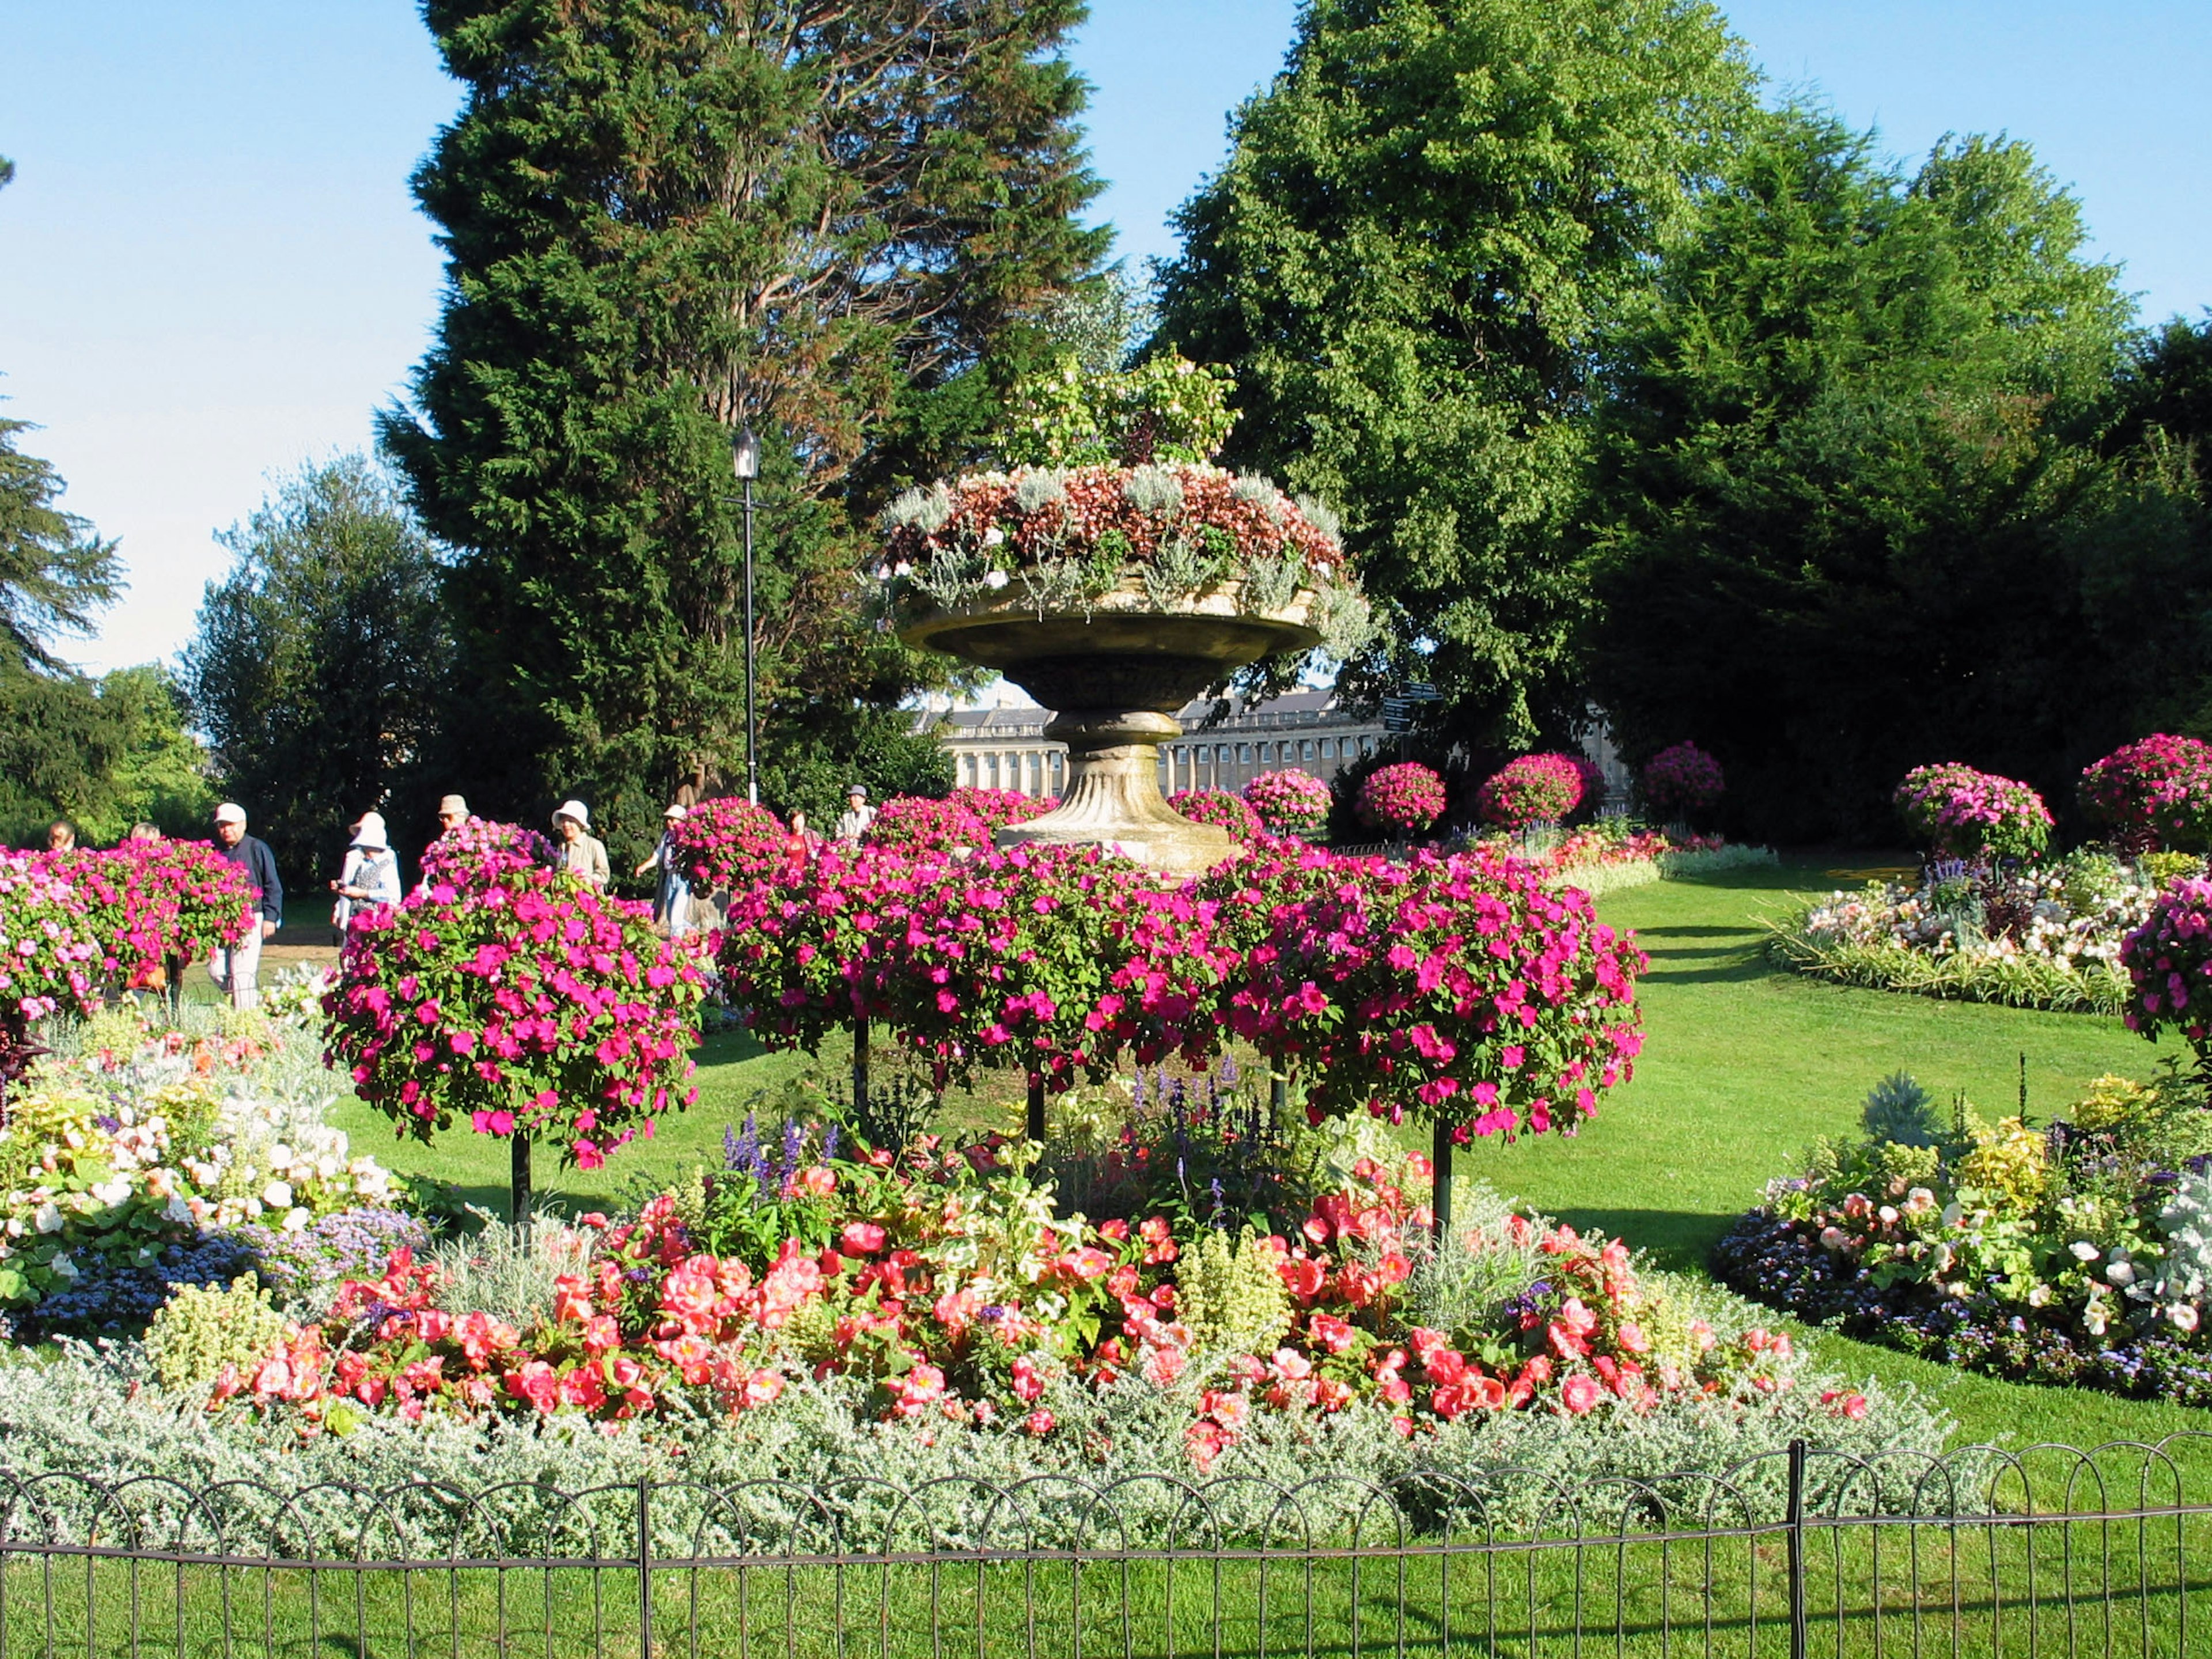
[632,802,694,935]
[331,810,403,937]
[552,798,610,889]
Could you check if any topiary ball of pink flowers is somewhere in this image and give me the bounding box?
[1894,763,2052,860]
[325,858,710,1170]
[1357,762,1448,835]
[865,795,990,855]
[2120,876,2212,1057]
[35,842,255,987]
[1243,768,1332,836]
[665,798,786,892]
[0,854,102,1041]
[1167,789,1260,840]
[1475,753,1582,831]
[2080,734,2212,855]
[1641,742,1724,823]
[948,787,1054,832]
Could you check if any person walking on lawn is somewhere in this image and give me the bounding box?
[553,799,609,889]
[210,802,282,1009]
[331,811,402,938]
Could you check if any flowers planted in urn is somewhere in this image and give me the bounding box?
[2080,734,2212,854]
[1893,764,2052,861]
[1358,762,1449,836]
[878,357,1369,875]
[1475,754,1581,832]
[1243,768,1332,837]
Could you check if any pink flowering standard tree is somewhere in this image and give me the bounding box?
[2120,876,2212,1092]
[664,797,786,892]
[1893,764,2052,860]
[1475,754,1582,832]
[35,842,254,990]
[1357,762,1449,836]
[717,845,911,1051]
[1166,789,1260,842]
[1243,768,1332,837]
[0,855,103,1100]
[1640,743,1724,825]
[324,854,710,1216]
[864,796,989,855]
[2080,735,2212,854]
[1224,847,1644,1225]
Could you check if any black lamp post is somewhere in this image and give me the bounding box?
[731,424,761,805]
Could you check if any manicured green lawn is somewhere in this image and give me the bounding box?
[328,854,2212,1459]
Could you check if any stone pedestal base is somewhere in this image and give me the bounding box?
[994,710,1233,877]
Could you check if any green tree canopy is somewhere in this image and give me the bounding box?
[1583,107,2158,840]
[1,414,122,678]
[1155,0,1756,748]
[182,456,450,878]
[381,0,1105,869]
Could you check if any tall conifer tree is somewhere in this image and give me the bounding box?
[382,1,1104,854]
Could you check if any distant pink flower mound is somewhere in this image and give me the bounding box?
[1168,789,1260,840]
[1641,743,1724,821]
[865,796,990,855]
[2080,734,2212,853]
[1475,753,1582,831]
[948,787,1055,832]
[1244,768,1333,836]
[1893,763,2052,860]
[1359,762,1449,835]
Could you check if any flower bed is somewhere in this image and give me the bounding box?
[1767,851,2168,1014]
[1893,764,2053,861]
[1531,827,1775,897]
[1715,1070,2212,1406]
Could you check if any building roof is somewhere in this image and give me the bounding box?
[920,685,1378,740]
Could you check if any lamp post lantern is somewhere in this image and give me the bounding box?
[731,424,761,805]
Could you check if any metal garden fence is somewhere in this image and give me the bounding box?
[3,1433,2207,1657]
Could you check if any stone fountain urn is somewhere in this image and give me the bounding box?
[901,575,1321,874]
[885,461,1361,876]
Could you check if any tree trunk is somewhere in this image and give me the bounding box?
[1431,1119,1453,1244]
[1027,1075,1047,1144]
[511,1133,532,1244]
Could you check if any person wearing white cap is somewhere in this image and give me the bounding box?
[632,802,694,936]
[835,783,874,844]
[209,802,282,1009]
[330,812,403,937]
[552,798,610,889]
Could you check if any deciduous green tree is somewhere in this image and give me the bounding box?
[182,456,449,878]
[1155,0,1756,747]
[381,0,1105,869]
[1584,108,2154,840]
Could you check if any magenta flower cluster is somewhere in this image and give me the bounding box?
[419,817,561,892]
[865,795,993,855]
[324,857,711,1171]
[948,788,1054,833]
[1475,754,1582,832]
[2119,875,2212,1049]
[1641,743,1724,821]
[0,855,102,1032]
[664,798,786,892]
[1893,763,2053,860]
[1357,762,1449,835]
[2080,735,2212,854]
[33,842,255,985]
[717,840,1645,1141]
[1243,768,1332,836]
[1167,789,1260,840]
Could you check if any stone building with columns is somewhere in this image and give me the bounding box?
[929,688,1391,800]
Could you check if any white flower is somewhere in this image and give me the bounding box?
[33,1203,62,1234]
[874,564,892,582]
[2171,1304,2200,1334]
[282,1206,312,1234]
[2107,1259,2137,1286]
[2069,1241,2101,1262]
[48,1253,77,1281]
[1877,1205,1899,1225]
[983,568,1009,589]
[164,1195,194,1226]
[2027,1283,2052,1307]
[262,1180,293,1210]
[983,526,1006,546]
[893,560,912,577]
[268,1142,294,1169]
[88,1177,131,1207]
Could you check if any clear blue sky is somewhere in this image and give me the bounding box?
[2,1,2204,675]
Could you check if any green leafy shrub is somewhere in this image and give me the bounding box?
[143,1280,289,1393]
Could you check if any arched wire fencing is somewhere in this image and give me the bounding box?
[1,1434,2206,1657]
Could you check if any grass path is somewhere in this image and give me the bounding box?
[328,854,2212,1455]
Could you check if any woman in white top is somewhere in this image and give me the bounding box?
[331,812,403,936]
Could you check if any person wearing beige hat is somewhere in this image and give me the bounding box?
[208,802,282,1009]
[552,799,610,889]
[632,802,694,935]
[331,811,403,937]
